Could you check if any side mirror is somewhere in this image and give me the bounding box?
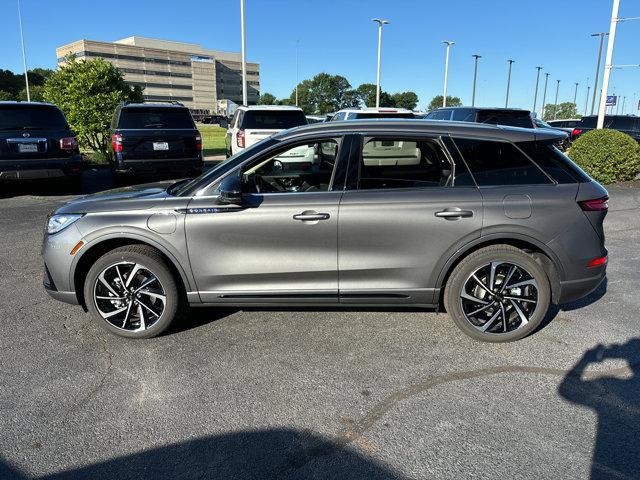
[218,175,242,204]
[219,119,229,129]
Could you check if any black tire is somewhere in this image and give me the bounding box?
[84,245,180,339]
[444,244,551,343]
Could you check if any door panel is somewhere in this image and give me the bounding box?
[338,187,483,304]
[186,192,341,303]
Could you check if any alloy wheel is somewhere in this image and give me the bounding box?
[459,261,539,335]
[93,262,166,332]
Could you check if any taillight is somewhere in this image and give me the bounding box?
[571,128,583,137]
[111,133,123,153]
[579,196,609,211]
[587,256,607,268]
[195,134,202,151]
[237,129,245,148]
[59,136,78,151]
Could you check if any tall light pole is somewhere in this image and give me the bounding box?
[471,54,481,107]
[553,79,561,120]
[240,0,247,105]
[590,32,608,115]
[573,82,579,105]
[622,95,626,114]
[295,40,299,107]
[17,0,30,102]
[372,18,389,108]
[597,0,620,129]
[541,72,550,119]
[584,81,591,116]
[442,41,454,107]
[505,59,514,108]
[532,66,542,114]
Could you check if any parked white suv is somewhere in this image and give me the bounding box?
[329,107,415,121]
[225,106,307,157]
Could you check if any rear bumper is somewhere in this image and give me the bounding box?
[558,267,607,304]
[114,155,203,174]
[0,155,83,180]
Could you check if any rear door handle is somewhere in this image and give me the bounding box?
[435,208,474,219]
[293,212,330,222]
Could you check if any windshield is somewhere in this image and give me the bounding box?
[241,110,307,129]
[118,107,195,129]
[353,112,415,119]
[0,105,68,130]
[171,137,277,196]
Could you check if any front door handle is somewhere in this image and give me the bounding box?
[435,208,474,219]
[293,211,330,222]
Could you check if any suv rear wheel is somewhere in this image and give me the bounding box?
[444,245,551,342]
[84,245,180,339]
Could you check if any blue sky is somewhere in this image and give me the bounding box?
[2,0,639,113]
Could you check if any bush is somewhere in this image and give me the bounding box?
[568,129,640,184]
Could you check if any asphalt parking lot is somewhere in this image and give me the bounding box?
[0,169,638,480]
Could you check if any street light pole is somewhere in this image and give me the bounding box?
[541,72,550,119]
[240,0,247,105]
[372,19,389,108]
[442,41,454,107]
[532,66,542,113]
[295,40,299,107]
[573,82,579,105]
[505,59,514,108]
[471,54,481,107]
[553,79,561,120]
[17,0,30,102]
[597,0,620,129]
[584,82,591,116]
[622,95,626,114]
[590,32,608,115]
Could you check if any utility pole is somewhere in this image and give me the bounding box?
[532,66,542,113]
[597,0,620,129]
[505,59,515,108]
[553,79,561,120]
[240,0,247,105]
[471,54,481,107]
[541,72,550,119]
[17,0,30,102]
[372,19,389,108]
[442,41,454,107]
[590,32,608,115]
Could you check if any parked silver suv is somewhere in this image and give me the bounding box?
[42,120,608,342]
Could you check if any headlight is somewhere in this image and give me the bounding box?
[47,214,83,235]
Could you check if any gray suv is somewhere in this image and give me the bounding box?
[42,120,608,342]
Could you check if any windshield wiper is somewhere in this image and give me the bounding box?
[143,123,165,128]
[0,125,45,131]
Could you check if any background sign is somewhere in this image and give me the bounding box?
[606,95,617,106]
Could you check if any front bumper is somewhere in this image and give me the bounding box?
[0,155,83,180]
[42,223,84,305]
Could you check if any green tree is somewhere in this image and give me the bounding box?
[290,73,357,114]
[257,92,277,105]
[0,90,14,101]
[0,69,23,97]
[543,102,578,121]
[28,68,55,86]
[18,85,45,102]
[43,58,143,156]
[392,91,418,110]
[427,95,462,111]
[356,83,395,108]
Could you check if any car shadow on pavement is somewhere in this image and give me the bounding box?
[0,428,403,480]
[558,337,640,480]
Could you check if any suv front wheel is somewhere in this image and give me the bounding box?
[444,245,551,342]
[84,245,180,339]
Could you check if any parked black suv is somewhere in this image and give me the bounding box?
[0,102,81,182]
[424,107,535,129]
[571,115,640,142]
[109,102,203,178]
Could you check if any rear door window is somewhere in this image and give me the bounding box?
[452,109,475,122]
[118,108,195,129]
[0,105,67,130]
[610,117,637,131]
[476,111,534,128]
[240,110,307,129]
[453,138,552,186]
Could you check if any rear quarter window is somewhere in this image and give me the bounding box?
[118,107,195,129]
[453,138,552,186]
[517,141,590,183]
[241,111,307,129]
[0,105,68,130]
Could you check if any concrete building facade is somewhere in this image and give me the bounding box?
[56,36,260,117]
